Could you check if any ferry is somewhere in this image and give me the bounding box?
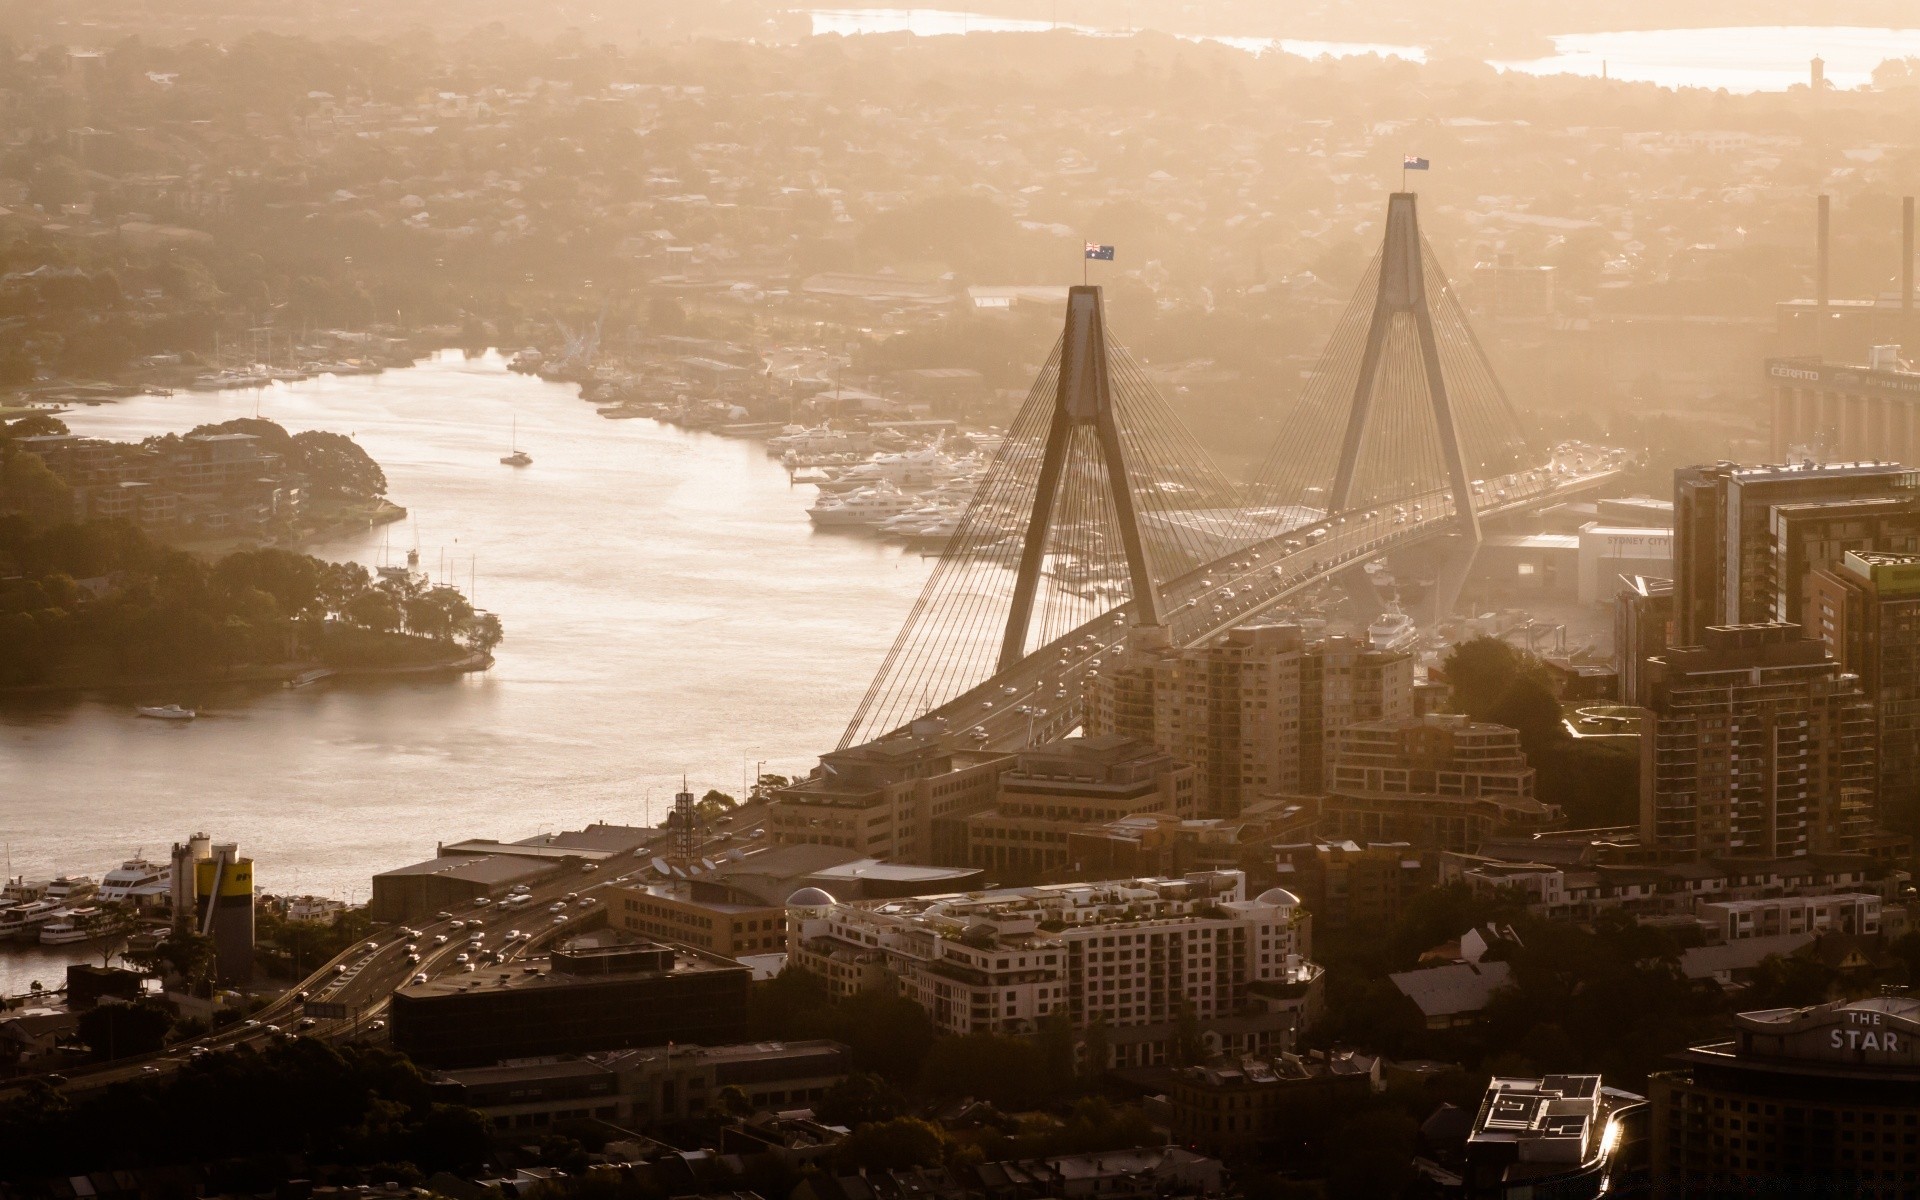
[136,704,195,720]
[1368,609,1419,653]
[40,907,104,945]
[98,857,171,904]
[0,900,62,941]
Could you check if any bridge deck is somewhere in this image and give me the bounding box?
[912,459,1623,752]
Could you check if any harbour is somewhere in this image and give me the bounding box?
[0,350,937,995]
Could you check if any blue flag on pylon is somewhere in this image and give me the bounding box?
[1403,156,1430,170]
[1084,243,1115,261]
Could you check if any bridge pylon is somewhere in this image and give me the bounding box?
[999,285,1162,672]
[1328,192,1482,543]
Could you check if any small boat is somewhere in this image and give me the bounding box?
[501,415,532,466]
[286,668,335,689]
[136,704,195,720]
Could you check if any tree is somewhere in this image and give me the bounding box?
[95,905,142,968]
[834,1117,946,1173]
[77,999,174,1061]
[817,1072,907,1127]
[712,1084,754,1118]
[917,1033,1053,1110]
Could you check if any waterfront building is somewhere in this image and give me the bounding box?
[1639,623,1877,861]
[785,870,1320,1069]
[1768,350,1920,465]
[1271,840,1433,931]
[1672,460,1918,645]
[1085,624,1412,817]
[1318,714,1558,853]
[958,735,1194,879]
[1808,550,1920,830]
[427,1039,852,1133]
[1464,1074,1636,1199]
[390,941,750,1068]
[371,854,558,921]
[769,723,1011,861]
[1651,996,1920,1196]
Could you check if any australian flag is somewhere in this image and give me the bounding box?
[1084,243,1115,261]
[1403,155,1430,170]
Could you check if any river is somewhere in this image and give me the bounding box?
[0,351,933,993]
[808,10,1920,92]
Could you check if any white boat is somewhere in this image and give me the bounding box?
[136,704,195,720]
[0,900,62,941]
[98,858,171,904]
[1368,609,1419,653]
[40,907,104,945]
[816,443,976,494]
[285,668,336,689]
[808,483,919,528]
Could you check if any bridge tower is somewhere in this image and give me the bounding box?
[998,285,1162,671]
[1328,192,1482,543]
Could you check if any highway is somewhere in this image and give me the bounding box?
[6,813,769,1097]
[934,447,1628,752]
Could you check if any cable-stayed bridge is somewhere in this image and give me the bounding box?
[840,193,1624,752]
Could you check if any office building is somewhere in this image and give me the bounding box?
[170,834,254,987]
[1616,575,1674,707]
[1808,551,1920,829]
[1639,624,1877,861]
[390,941,750,1068]
[1086,624,1412,817]
[958,735,1194,878]
[1769,350,1920,464]
[1672,461,1919,645]
[428,1039,852,1133]
[786,871,1320,1069]
[1318,714,1559,853]
[1652,996,1920,1196]
[769,723,1011,861]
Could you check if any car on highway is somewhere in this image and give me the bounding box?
[435,911,452,921]
[403,943,418,954]
[552,915,568,925]
[454,953,469,965]
[449,919,466,931]
[474,897,492,906]
[549,902,567,912]
[433,934,449,945]
[297,1018,317,1031]
[576,897,594,907]
[506,929,524,941]
[363,941,379,952]
[407,953,421,965]
[334,964,348,975]
[369,1020,386,1032]
[563,892,578,901]
[412,973,429,985]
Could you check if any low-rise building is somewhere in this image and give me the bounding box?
[959,735,1194,879]
[1465,1074,1636,1199]
[769,724,1010,861]
[1272,840,1432,931]
[787,871,1320,1069]
[428,1039,851,1133]
[390,941,750,1068]
[1157,1050,1381,1159]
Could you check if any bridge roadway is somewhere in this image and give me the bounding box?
[925,452,1627,753]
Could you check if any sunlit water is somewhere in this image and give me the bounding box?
[1495,26,1920,91]
[808,11,1920,91]
[806,9,1427,62]
[0,351,935,992]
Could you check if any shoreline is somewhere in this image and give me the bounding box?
[0,651,493,698]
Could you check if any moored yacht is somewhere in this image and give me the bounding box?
[0,900,63,941]
[1368,609,1419,653]
[808,482,919,528]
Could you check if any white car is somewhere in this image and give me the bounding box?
[553,915,568,925]
[454,953,470,965]
[549,902,567,913]
[433,934,449,945]
[412,973,429,985]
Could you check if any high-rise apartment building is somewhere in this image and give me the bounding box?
[1086,624,1412,817]
[785,870,1320,1069]
[1769,495,1920,625]
[1639,623,1876,861]
[1672,461,1919,644]
[1615,575,1674,708]
[1807,550,1920,831]
[1317,714,1558,852]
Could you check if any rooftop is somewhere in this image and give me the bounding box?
[393,942,744,1000]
